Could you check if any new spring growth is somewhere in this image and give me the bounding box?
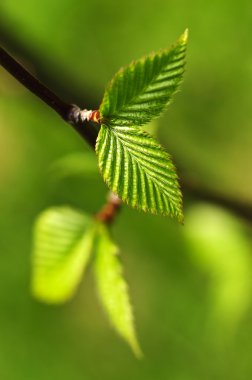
[80,109,101,124]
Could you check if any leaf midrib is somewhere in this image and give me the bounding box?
[108,48,184,118]
[109,126,181,205]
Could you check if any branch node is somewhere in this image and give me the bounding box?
[67,104,83,125]
[95,192,122,224]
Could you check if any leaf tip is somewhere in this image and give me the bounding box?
[179,28,189,44]
[179,213,185,225]
[131,339,144,359]
[177,204,185,224]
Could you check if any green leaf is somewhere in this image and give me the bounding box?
[96,124,183,221]
[32,207,95,303]
[94,223,142,358]
[100,29,188,127]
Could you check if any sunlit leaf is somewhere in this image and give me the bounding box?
[96,31,187,219]
[32,207,95,303]
[94,223,142,357]
[96,124,183,221]
[100,30,188,127]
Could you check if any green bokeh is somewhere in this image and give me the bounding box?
[1,0,252,379]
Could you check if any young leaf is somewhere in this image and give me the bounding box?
[96,124,183,221]
[100,29,188,127]
[94,223,142,357]
[32,207,95,303]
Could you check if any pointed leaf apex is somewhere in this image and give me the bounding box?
[178,212,185,225]
[131,339,144,359]
[94,224,143,357]
[179,28,189,44]
[100,31,188,127]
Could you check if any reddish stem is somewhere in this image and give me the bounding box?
[95,192,122,224]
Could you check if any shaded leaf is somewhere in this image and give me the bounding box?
[100,30,188,127]
[94,223,142,357]
[32,207,95,303]
[96,124,183,221]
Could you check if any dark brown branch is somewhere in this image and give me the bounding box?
[0,21,97,107]
[0,46,98,148]
[0,47,71,118]
[0,45,120,224]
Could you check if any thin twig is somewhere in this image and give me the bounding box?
[0,45,121,224]
[0,21,97,107]
[0,46,98,148]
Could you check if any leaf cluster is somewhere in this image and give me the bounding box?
[32,207,141,357]
[97,29,188,221]
[32,31,188,356]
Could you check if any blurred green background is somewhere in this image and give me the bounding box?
[1,0,252,379]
